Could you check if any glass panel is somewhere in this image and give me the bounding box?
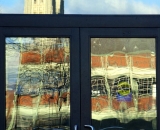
[91,38,156,130]
[6,37,70,130]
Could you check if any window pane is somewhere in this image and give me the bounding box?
[6,37,70,130]
[91,38,156,130]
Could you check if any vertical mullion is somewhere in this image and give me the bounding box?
[80,28,91,130]
[0,27,5,130]
[156,28,160,130]
[70,28,81,130]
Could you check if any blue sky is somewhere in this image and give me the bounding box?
[0,0,160,14]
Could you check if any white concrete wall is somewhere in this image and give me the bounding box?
[24,0,53,14]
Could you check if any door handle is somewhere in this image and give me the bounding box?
[84,125,95,130]
[74,125,78,130]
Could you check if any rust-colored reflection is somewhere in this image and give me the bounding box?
[6,37,70,130]
[91,38,156,130]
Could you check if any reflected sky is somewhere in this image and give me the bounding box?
[0,0,160,14]
[91,38,155,54]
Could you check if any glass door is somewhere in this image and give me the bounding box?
[1,16,160,130]
[81,28,159,130]
[1,28,80,130]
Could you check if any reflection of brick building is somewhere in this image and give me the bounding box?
[91,52,156,69]
[91,51,156,112]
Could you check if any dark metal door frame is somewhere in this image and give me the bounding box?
[0,27,80,130]
[80,28,160,130]
[0,15,160,130]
